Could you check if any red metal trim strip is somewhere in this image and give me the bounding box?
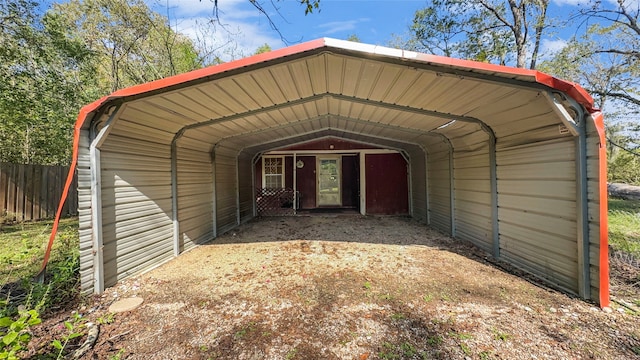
[36,103,87,278]
[593,112,610,307]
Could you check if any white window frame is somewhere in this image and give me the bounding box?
[262,156,285,189]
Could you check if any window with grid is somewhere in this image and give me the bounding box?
[263,156,284,188]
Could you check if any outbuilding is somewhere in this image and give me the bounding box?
[64,39,609,305]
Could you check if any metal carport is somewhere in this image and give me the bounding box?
[51,38,608,305]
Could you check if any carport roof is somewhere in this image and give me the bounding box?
[76,37,596,139]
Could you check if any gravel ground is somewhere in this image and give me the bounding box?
[28,215,640,359]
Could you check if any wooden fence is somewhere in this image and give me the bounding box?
[0,163,78,222]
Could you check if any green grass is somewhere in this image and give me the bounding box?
[608,198,640,258]
[0,217,79,313]
[0,218,78,286]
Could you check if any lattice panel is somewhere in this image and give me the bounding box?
[256,188,295,216]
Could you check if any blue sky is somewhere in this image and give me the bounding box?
[146,0,636,62]
[148,0,425,60]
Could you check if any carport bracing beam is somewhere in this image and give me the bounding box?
[544,91,591,300]
[89,102,124,294]
[169,92,498,257]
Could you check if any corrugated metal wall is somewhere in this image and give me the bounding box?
[451,129,493,252]
[213,145,239,235]
[453,148,492,251]
[176,145,213,252]
[496,137,579,294]
[77,130,93,294]
[99,134,174,288]
[426,141,451,234]
[237,152,254,223]
[408,148,427,223]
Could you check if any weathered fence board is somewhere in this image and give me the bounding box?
[0,163,77,222]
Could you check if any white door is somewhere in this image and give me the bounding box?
[317,157,341,206]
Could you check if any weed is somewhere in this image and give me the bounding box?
[285,347,297,359]
[234,329,247,339]
[378,341,423,359]
[459,342,472,355]
[390,313,405,321]
[109,348,126,360]
[440,292,454,302]
[449,331,473,340]
[234,322,256,339]
[51,312,86,359]
[399,342,416,356]
[199,345,209,352]
[379,293,394,301]
[479,350,494,359]
[492,329,510,341]
[427,335,443,346]
[363,281,372,290]
[423,294,433,302]
[97,313,115,325]
[0,292,44,359]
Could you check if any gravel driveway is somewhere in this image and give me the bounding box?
[30,215,640,359]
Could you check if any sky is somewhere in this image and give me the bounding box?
[150,0,425,60]
[143,0,638,63]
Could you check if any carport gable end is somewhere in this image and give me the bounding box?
[49,38,607,307]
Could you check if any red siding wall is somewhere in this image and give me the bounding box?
[365,153,408,215]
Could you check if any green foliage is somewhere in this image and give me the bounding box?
[0,218,79,312]
[345,34,360,42]
[0,0,91,165]
[50,0,202,93]
[608,151,640,186]
[297,0,320,15]
[407,0,549,68]
[0,0,203,166]
[254,43,272,55]
[608,199,640,258]
[0,291,45,360]
[379,341,425,359]
[51,312,85,359]
[492,328,510,341]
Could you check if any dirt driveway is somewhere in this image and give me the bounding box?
[32,216,639,359]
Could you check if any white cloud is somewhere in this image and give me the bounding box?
[552,0,588,6]
[149,0,247,19]
[147,0,282,62]
[174,16,282,62]
[540,39,569,55]
[316,18,370,35]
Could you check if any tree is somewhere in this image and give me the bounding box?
[538,1,640,184]
[408,0,551,69]
[346,34,361,42]
[254,43,272,55]
[0,0,204,165]
[50,0,202,93]
[574,0,640,108]
[0,0,94,164]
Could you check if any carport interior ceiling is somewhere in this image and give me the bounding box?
[76,38,609,306]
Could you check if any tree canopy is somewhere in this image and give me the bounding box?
[0,0,203,165]
[0,0,638,184]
